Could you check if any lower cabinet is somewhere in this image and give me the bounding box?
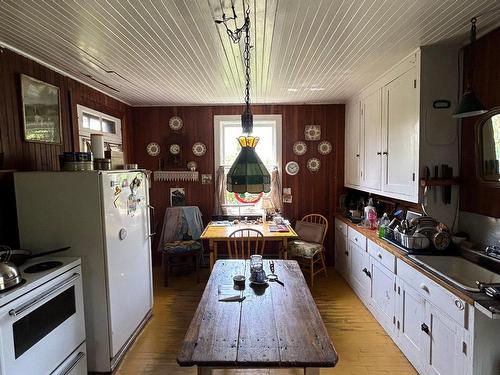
[349,240,370,301]
[334,227,349,280]
[423,303,467,375]
[396,279,428,374]
[334,231,473,375]
[370,257,397,336]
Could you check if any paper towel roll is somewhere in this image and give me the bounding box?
[91,134,105,159]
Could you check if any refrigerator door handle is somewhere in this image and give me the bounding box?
[148,205,156,238]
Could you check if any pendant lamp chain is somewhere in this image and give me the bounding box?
[216,2,253,133]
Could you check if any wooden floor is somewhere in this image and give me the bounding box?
[115,267,417,375]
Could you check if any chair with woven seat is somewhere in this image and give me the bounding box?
[287,214,328,287]
[227,228,265,259]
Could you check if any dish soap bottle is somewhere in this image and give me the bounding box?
[378,213,390,238]
[364,198,378,230]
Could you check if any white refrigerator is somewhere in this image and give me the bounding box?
[14,170,154,373]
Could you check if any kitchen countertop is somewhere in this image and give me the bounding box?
[335,214,485,306]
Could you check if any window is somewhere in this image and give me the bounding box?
[214,114,282,215]
[77,104,122,152]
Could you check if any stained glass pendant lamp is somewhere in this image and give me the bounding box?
[226,136,271,194]
[215,2,271,194]
[453,17,488,119]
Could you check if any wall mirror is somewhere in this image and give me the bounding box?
[477,108,500,183]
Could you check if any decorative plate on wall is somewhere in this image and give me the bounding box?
[146,142,160,157]
[318,141,332,155]
[292,141,307,155]
[305,125,321,141]
[307,158,321,172]
[192,142,207,156]
[169,116,183,131]
[169,144,181,155]
[285,161,300,175]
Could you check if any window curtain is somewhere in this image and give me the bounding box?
[270,167,283,213]
[213,166,226,216]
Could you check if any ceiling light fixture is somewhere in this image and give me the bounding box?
[215,1,270,194]
[287,88,298,92]
[453,17,488,119]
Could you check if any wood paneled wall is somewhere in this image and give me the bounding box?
[0,47,132,246]
[132,105,345,264]
[461,26,500,218]
[0,47,132,171]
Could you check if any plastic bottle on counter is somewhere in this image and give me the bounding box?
[378,213,390,238]
[364,198,378,230]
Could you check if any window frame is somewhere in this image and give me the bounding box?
[77,104,122,145]
[214,114,282,211]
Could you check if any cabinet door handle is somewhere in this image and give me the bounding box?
[421,323,430,334]
[377,252,382,259]
[454,299,464,310]
[382,151,388,155]
[362,268,371,278]
[377,151,382,155]
[344,251,349,256]
[356,154,360,157]
[420,283,429,293]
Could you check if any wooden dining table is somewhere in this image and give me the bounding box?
[177,259,338,374]
[200,221,298,269]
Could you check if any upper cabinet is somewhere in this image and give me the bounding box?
[345,100,361,186]
[382,67,419,197]
[362,88,383,190]
[345,46,459,205]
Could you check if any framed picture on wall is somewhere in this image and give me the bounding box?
[20,74,62,144]
[170,187,186,207]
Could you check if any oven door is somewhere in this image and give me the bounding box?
[0,266,86,375]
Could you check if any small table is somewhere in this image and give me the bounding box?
[200,221,298,269]
[177,259,338,374]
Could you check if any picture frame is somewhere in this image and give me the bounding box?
[20,74,62,144]
[170,187,186,207]
[201,174,213,184]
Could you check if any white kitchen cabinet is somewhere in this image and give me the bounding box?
[340,224,500,375]
[344,45,459,211]
[348,241,370,303]
[361,88,383,190]
[370,257,396,336]
[422,303,466,375]
[382,67,419,198]
[396,279,427,373]
[334,226,349,280]
[345,99,361,186]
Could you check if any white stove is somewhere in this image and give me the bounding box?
[0,257,87,375]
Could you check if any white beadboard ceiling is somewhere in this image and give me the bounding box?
[0,0,499,106]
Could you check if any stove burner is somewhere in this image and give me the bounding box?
[0,278,26,293]
[24,261,63,274]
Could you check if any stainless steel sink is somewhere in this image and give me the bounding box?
[408,255,500,292]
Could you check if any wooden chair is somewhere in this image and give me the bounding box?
[162,240,202,287]
[227,228,265,259]
[288,214,328,287]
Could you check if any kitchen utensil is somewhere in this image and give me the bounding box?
[268,261,284,286]
[0,246,71,267]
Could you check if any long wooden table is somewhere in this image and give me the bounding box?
[200,221,298,269]
[177,259,338,374]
